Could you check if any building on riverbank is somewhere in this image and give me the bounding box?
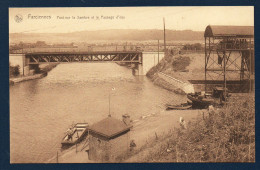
[88,114,132,162]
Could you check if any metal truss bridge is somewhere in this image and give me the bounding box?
[25,51,143,64]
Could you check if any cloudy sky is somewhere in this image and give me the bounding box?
[9,7,254,33]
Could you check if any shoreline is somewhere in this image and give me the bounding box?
[46,51,204,163]
[26,51,254,163]
[10,72,47,84]
[146,52,203,95]
[11,51,254,163]
[47,109,203,163]
[9,63,58,85]
[125,93,255,162]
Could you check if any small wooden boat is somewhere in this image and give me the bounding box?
[186,87,231,109]
[61,123,89,148]
[166,102,192,110]
[187,93,215,108]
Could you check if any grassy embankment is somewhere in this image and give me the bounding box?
[146,51,205,94]
[119,94,255,162]
[119,51,255,162]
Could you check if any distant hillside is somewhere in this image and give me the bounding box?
[10,29,204,44]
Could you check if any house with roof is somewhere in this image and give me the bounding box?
[88,114,132,162]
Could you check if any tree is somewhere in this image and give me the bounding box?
[9,63,20,77]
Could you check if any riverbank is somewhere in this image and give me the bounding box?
[146,52,204,94]
[47,108,203,163]
[48,93,255,163]
[122,51,254,162]
[9,72,47,84]
[44,52,254,163]
[123,93,255,162]
[45,52,210,163]
[9,63,58,85]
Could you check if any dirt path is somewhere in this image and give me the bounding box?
[47,108,203,163]
[130,109,203,151]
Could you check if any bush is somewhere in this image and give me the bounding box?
[125,94,255,162]
[177,95,255,162]
[172,56,190,72]
[183,43,203,51]
[146,52,172,78]
[9,64,20,77]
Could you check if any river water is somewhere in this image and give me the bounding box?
[10,62,187,163]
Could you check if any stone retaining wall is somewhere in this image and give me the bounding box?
[157,72,194,94]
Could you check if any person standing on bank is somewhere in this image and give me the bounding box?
[66,127,73,141]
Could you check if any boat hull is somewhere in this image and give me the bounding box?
[166,103,192,110]
[187,94,215,108]
[61,123,89,148]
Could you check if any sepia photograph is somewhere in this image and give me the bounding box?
[9,6,255,163]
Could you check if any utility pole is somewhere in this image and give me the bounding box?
[163,18,166,53]
[22,55,25,76]
[158,40,160,64]
[224,51,226,102]
[154,55,155,66]
[249,38,252,92]
[204,37,207,92]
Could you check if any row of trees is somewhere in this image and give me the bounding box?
[182,43,203,51]
[10,41,76,52]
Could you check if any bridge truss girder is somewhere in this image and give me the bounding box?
[26,52,143,64]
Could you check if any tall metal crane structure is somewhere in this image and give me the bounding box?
[204,25,254,92]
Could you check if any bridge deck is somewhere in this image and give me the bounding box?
[25,51,142,55]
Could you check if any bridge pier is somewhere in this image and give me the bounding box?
[9,54,31,76]
[137,64,144,76]
[132,64,144,76]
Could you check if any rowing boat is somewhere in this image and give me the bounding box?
[166,102,192,110]
[187,93,215,108]
[61,123,89,148]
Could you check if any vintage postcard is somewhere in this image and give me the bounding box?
[9,7,254,163]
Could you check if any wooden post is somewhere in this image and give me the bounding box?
[176,143,178,162]
[109,92,111,116]
[56,151,58,163]
[155,132,158,140]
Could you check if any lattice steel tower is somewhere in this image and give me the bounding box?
[204,25,254,92]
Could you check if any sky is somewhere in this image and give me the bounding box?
[9,7,254,33]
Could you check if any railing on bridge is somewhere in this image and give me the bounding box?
[10,45,180,54]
